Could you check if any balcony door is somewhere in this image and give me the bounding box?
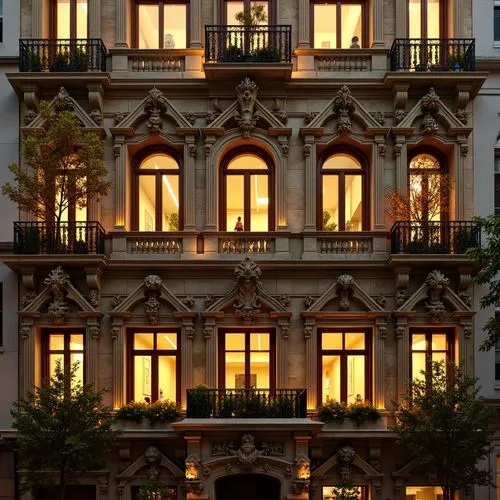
[53,0,88,39]
[224,0,271,24]
[408,0,447,39]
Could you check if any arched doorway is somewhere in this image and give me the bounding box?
[215,474,281,500]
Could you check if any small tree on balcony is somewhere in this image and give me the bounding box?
[1,100,110,235]
[235,4,268,27]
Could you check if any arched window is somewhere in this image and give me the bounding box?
[220,150,274,232]
[134,151,182,231]
[408,152,447,222]
[319,151,367,231]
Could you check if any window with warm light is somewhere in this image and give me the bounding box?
[405,486,449,499]
[319,330,370,405]
[408,0,446,38]
[225,0,270,24]
[322,485,367,499]
[54,0,88,39]
[43,331,85,387]
[128,330,180,403]
[219,331,275,389]
[221,151,273,232]
[411,330,453,382]
[135,152,181,231]
[320,152,366,231]
[312,0,365,49]
[135,0,187,49]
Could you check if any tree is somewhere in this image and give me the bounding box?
[467,214,500,351]
[393,361,493,500]
[235,4,267,27]
[11,362,117,500]
[2,100,110,228]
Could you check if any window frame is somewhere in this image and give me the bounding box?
[217,329,276,389]
[51,0,88,39]
[495,154,500,216]
[219,147,275,232]
[127,329,182,404]
[322,485,368,499]
[407,0,448,39]
[310,0,368,49]
[317,147,369,231]
[495,1,500,43]
[133,0,190,49]
[317,328,372,406]
[222,0,275,25]
[132,147,184,232]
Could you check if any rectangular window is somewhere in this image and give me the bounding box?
[43,330,85,386]
[495,1,500,42]
[319,329,371,405]
[495,156,500,216]
[406,486,452,499]
[128,330,180,403]
[410,329,453,381]
[55,0,88,39]
[322,486,367,499]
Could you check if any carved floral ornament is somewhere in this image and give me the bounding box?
[234,257,263,324]
[144,87,168,134]
[332,85,356,135]
[53,86,74,112]
[44,266,70,324]
[235,78,259,138]
[336,274,355,311]
[143,274,163,325]
[144,446,162,481]
[424,269,449,323]
[420,87,441,136]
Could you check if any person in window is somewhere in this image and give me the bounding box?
[350,36,360,49]
[234,217,244,231]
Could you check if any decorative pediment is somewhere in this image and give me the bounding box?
[395,269,471,321]
[21,266,97,323]
[110,87,195,136]
[203,258,289,324]
[116,446,184,481]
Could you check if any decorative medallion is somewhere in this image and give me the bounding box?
[336,274,355,311]
[235,78,259,138]
[144,87,168,134]
[234,258,263,324]
[424,269,449,322]
[332,85,356,134]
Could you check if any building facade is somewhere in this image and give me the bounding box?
[1,0,492,498]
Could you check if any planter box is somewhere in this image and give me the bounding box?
[321,416,387,431]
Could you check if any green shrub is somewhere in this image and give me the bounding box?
[116,401,148,423]
[318,399,347,422]
[116,400,180,425]
[346,397,381,425]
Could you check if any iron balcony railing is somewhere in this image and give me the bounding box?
[205,25,292,63]
[19,39,107,72]
[186,388,307,418]
[14,221,106,255]
[390,220,480,255]
[390,38,475,72]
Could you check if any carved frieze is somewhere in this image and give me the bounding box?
[234,257,263,324]
[44,266,70,324]
[332,85,356,134]
[144,87,168,134]
[235,78,259,138]
[424,269,449,322]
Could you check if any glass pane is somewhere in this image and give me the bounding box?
[141,154,179,170]
[250,1,269,25]
[322,355,340,403]
[139,4,159,49]
[323,486,363,499]
[408,0,422,38]
[250,333,270,351]
[162,174,179,231]
[427,173,441,222]
[158,356,176,401]
[410,154,440,170]
[322,176,339,231]
[345,175,362,231]
[341,4,362,49]
[495,7,500,41]
[164,4,186,49]
[250,351,269,388]
[345,333,365,350]
[76,0,88,38]
[134,355,152,402]
[432,351,446,365]
[427,0,440,38]
[314,4,336,49]
[412,333,426,351]
[49,334,65,351]
[347,355,365,403]
[412,352,426,381]
[70,334,84,350]
[226,1,244,23]
[227,154,268,170]
[70,352,84,385]
[49,354,64,378]
[431,334,447,351]
[323,154,361,170]
[134,333,154,350]
[226,333,245,350]
[157,333,178,350]
[405,486,442,499]
[322,332,342,350]
[57,0,71,39]
[226,175,244,231]
[139,176,156,231]
[250,174,269,231]
[226,351,245,388]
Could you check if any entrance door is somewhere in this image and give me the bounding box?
[215,474,281,500]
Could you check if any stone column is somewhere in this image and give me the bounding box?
[115,0,129,47]
[184,136,197,231]
[395,0,408,39]
[113,136,126,229]
[455,141,467,220]
[181,321,195,410]
[111,323,125,409]
[394,137,408,193]
[87,324,100,388]
[277,139,289,230]
[204,137,217,230]
[373,321,387,409]
[395,320,409,400]
[371,0,385,47]
[203,319,217,388]
[303,138,316,231]
[88,0,102,39]
[190,0,202,47]
[373,136,386,229]
[21,325,34,399]
[276,319,290,387]
[303,319,316,410]
[297,0,310,47]
[32,0,43,38]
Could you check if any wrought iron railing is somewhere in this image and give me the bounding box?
[205,25,292,63]
[390,221,480,254]
[19,39,107,72]
[186,388,307,418]
[14,221,105,255]
[389,38,475,72]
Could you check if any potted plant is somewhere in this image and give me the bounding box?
[346,397,381,426]
[447,51,469,71]
[49,50,70,72]
[69,46,89,71]
[115,400,180,426]
[25,49,44,72]
[188,384,212,417]
[318,399,347,423]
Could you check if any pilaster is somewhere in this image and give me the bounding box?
[190,0,202,47]
[87,324,100,388]
[115,0,129,47]
[395,319,409,400]
[303,319,316,410]
[297,0,310,47]
[203,319,217,388]
[113,136,126,229]
[373,320,387,409]
[32,0,43,38]
[204,136,217,230]
[395,0,408,38]
[184,135,197,231]
[111,323,125,409]
[303,137,316,231]
[371,0,385,47]
[373,136,386,229]
[88,0,102,39]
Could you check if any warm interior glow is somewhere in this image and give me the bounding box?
[138,4,187,48]
[322,486,363,499]
[405,486,444,500]
[408,0,422,38]
[56,0,88,38]
[314,3,362,48]
[411,333,449,381]
[48,333,84,387]
[226,1,269,24]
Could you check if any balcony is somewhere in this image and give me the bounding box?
[19,39,107,72]
[14,221,105,255]
[204,25,292,79]
[186,388,307,418]
[390,221,480,255]
[389,38,475,72]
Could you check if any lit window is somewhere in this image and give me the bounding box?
[405,486,446,499]
[322,485,367,499]
[312,1,364,49]
[411,330,453,382]
[221,151,273,232]
[135,153,181,231]
[225,0,270,24]
[320,152,366,231]
[136,0,187,49]
[55,0,88,39]
[129,330,180,403]
[219,331,275,389]
[319,330,370,404]
[408,0,443,39]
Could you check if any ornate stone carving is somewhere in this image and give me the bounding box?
[233,258,263,325]
[145,274,163,290]
[374,295,386,308]
[185,326,195,340]
[185,456,201,479]
[294,456,310,479]
[424,270,449,322]
[455,109,468,125]
[421,87,440,136]
[394,110,407,124]
[53,87,74,112]
[337,445,356,482]
[280,143,289,157]
[394,143,403,157]
[144,274,163,324]
[304,326,312,339]
[111,295,123,308]
[113,144,121,158]
[303,144,312,157]
[44,266,70,324]
[21,291,37,308]
[304,295,315,308]
[262,441,285,455]
[230,434,264,468]
[24,109,38,125]
[464,326,472,339]
[281,325,289,340]
[272,98,288,124]
[182,112,196,125]
[336,274,355,311]
[460,143,469,157]
[111,326,120,340]
[396,288,408,307]
[377,142,386,156]
[113,112,126,125]
[235,78,259,138]
[277,295,290,308]
[421,113,439,136]
[144,87,167,134]
[304,112,318,125]
[203,143,212,157]
[204,295,215,307]
[332,85,356,135]
[89,109,102,125]
[88,289,99,307]
[205,98,223,124]
[211,441,236,456]
[378,326,388,339]
[182,296,195,308]
[459,292,472,308]
[204,326,213,340]
[188,144,197,158]
[89,326,100,340]
[21,327,31,340]
[370,111,385,126]
[144,446,162,481]
[396,325,405,339]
